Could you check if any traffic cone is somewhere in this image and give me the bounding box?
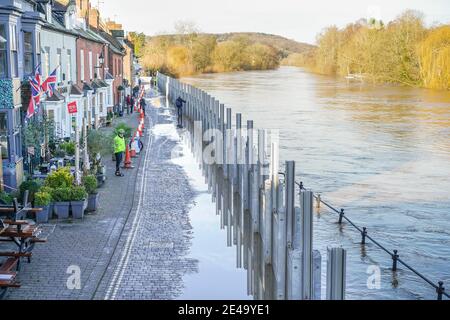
[123,145,134,169]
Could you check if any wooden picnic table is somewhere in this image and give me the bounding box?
[0,193,46,271]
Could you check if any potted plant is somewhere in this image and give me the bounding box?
[40,186,55,219]
[19,179,43,205]
[45,167,74,189]
[83,175,99,212]
[70,186,88,219]
[51,187,72,219]
[34,191,52,223]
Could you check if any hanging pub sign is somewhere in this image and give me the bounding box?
[68,101,78,114]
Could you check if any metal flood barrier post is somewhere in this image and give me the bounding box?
[327,247,347,300]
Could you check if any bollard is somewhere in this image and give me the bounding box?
[392,250,399,271]
[326,247,347,300]
[361,227,368,245]
[338,209,345,224]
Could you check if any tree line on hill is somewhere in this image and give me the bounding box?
[281,10,449,90]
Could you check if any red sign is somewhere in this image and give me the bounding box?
[68,101,78,114]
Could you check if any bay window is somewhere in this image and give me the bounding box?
[23,31,33,75]
[0,25,7,78]
[10,25,18,77]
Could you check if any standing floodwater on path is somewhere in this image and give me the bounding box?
[172,129,249,300]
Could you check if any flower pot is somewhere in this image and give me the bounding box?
[71,200,87,219]
[54,202,70,219]
[97,174,106,187]
[87,193,99,212]
[36,206,50,224]
[48,203,55,220]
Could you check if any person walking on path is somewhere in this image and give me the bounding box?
[140,97,147,116]
[130,95,135,114]
[126,95,131,114]
[114,129,127,177]
[176,96,186,128]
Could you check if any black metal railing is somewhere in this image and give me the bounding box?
[290,177,449,300]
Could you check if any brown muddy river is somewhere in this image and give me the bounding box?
[182,66,450,300]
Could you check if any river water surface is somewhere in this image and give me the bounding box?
[182,66,450,300]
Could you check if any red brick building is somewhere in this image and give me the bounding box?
[97,29,125,109]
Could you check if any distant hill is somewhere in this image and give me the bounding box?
[147,32,315,57]
[142,32,316,77]
[214,32,315,56]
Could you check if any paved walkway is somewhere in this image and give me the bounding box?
[3,90,197,300]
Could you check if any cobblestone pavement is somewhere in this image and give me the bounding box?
[2,90,197,300]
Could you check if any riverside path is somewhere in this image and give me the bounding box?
[2,89,199,300]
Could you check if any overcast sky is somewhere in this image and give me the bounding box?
[100,0,450,44]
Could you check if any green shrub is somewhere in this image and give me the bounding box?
[70,186,87,201]
[45,167,74,189]
[114,123,132,138]
[35,192,52,207]
[51,187,72,202]
[60,142,76,156]
[39,186,54,195]
[82,175,98,195]
[0,192,13,205]
[19,179,43,204]
[87,130,111,157]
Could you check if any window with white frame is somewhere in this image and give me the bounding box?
[80,49,85,81]
[0,25,7,78]
[10,25,18,77]
[67,49,72,82]
[23,31,33,75]
[96,53,100,79]
[57,49,62,82]
[89,51,93,80]
[43,47,50,79]
[99,92,104,113]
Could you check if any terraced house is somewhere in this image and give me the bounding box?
[0,0,43,190]
[0,0,133,192]
[75,0,125,114]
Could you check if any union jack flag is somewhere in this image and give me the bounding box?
[42,67,58,97]
[27,66,42,119]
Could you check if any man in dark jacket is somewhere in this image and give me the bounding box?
[130,96,135,114]
[176,97,186,128]
[140,98,147,116]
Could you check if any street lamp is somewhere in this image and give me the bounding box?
[98,52,104,67]
[94,52,105,79]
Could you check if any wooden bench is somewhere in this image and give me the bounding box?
[0,258,21,291]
